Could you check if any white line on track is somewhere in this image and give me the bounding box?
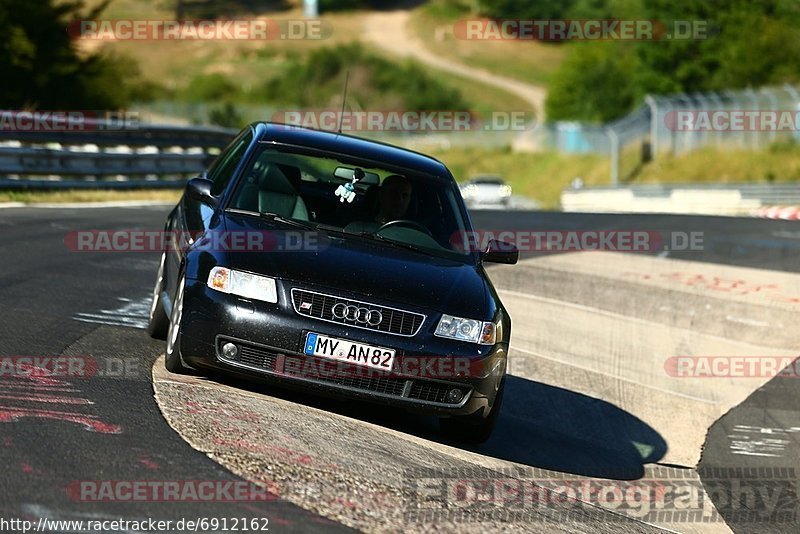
[497,289,794,352]
[72,296,150,329]
[724,315,771,328]
[511,345,719,405]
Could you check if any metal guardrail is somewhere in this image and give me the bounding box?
[0,124,236,149]
[0,148,209,176]
[0,178,188,190]
[0,114,237,189]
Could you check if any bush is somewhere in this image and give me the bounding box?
[208,102,246,129]
[318,0,398,11]
[478,0,575,19]
[319,0,364,10]
[263,43,468,111]
[181,73,242,102]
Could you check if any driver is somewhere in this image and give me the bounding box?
[376,174,412,225]
[345,174,413,233]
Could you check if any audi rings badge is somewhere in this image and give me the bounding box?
[331,303,383,326]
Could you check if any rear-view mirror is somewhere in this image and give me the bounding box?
[334,166,380,185]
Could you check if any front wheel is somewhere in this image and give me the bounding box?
[440,377,505,444]
[165,274,190,374]
[147,252,169,340]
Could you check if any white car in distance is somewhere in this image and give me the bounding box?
[460,175,512,208]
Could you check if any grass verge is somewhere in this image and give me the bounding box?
[0,189,182,204]
[432,143,800,209]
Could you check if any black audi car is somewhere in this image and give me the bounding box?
[148,122,518,442]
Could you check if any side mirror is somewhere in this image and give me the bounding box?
[186,177,217,205]
[481,239,519,264]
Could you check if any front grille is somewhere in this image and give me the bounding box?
[410,381,461,404]
[283,356,407,396]
[217,340,470,406]
[223,342,279,372]
[291,288,425,336]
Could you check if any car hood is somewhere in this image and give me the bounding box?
[223,214,488,314]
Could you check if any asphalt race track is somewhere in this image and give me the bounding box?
[0,204,797,533]
[0,205,347,533]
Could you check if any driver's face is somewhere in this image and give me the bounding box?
[380,180,412,220]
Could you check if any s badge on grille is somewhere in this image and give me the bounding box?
[299,302,312,311]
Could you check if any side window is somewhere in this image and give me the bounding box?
[207,130,253,196]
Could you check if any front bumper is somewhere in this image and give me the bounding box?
[178,279,507,418]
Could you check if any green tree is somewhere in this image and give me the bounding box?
[546,41,640,123]
[478,0,575,19]
[0,0,144,109]
[545,0,800,121]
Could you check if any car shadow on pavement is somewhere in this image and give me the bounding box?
[205,370,666,481]
[466,376,668,480]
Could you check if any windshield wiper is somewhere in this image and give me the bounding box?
[227,208,426,253]
[226,208,317,230]
[259,212,318,230]
[356,231,426,254]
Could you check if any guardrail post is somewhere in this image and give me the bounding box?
[645,95,658,160]
[760,88,778,145]
[745,88,760,150]
[608,127,619,185]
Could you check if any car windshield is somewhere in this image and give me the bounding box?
[227,146,473,259]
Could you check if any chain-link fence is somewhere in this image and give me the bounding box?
[645,85,800,157]
[540,84,800,184]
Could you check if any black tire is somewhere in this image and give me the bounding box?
[147,252,169,340]
[440,377,505,444]
[165,273,190,374]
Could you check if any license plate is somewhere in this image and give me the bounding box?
[304,332,395,371]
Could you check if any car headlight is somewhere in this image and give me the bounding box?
[207,267,278,303]
[435,314,496,345]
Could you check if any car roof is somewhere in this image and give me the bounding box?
[469,176,505,184]
[252,122,450,179]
